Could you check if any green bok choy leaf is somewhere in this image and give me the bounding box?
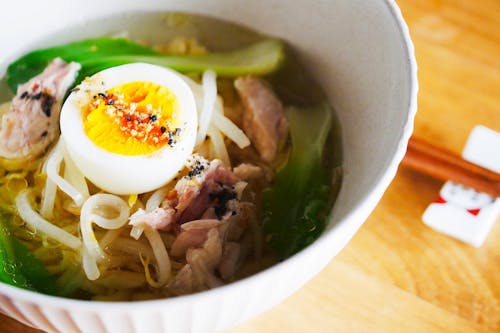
[263,103,335,259]
[6,37,284,92]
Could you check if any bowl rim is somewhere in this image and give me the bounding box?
[0,0,418,312]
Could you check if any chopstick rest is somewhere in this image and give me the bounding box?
[422,125,500,247]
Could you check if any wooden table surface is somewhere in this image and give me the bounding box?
[1,0,499,332]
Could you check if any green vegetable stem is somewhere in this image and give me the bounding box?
[6,37,284,92]
[263,103,335,259]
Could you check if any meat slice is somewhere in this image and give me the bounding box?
[164,156,260,294]
[233,163,262,181]
[186,228,223,289]
[129,207,175,230]
[170,219,222,257]
[167,157,239,224]
[168,264,194,295]
[168,228,224,295]
[0,58,80,159]
[218,242,240,280]
[234,76,288,162]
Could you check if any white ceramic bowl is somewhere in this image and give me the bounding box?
[0,1,417,332]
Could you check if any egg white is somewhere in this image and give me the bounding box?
[60,63,198,194]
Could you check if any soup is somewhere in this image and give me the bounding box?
[0,13,342,301]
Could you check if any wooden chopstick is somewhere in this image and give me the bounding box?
[401,136,500,197]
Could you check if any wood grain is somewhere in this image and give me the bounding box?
[1,0,499,332]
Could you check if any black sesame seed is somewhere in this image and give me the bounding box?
[137,117,142,122]
[212,188,237,218]
[175,128,181,135]
[32,92,42,100]
[168,139,174,146]
[98,93,107,99]
[126,115,131,121]
[107,99,115,105]
[41,93,54,117]
[20,91,29,99]
[187,163,206,178]
[149,115,157,122]
[41,131,48,137]
[160,126,166,133]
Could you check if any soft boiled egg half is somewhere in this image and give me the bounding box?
[60,63,197,194]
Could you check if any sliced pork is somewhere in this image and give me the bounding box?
[129,156,257,292]
[131,157,242,231]
[170,219,223,257]
[0,58,80,159]
[233,163,262,181]
[168,264,194,295]
[166,157,239,224]
[218,242,240,280]
[129,207,175,230]
[169,228,224,295]
[234,76,288,162]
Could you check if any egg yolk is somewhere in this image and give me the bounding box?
[83,81,180,156]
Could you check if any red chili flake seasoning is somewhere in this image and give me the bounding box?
[90,92,181,147]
